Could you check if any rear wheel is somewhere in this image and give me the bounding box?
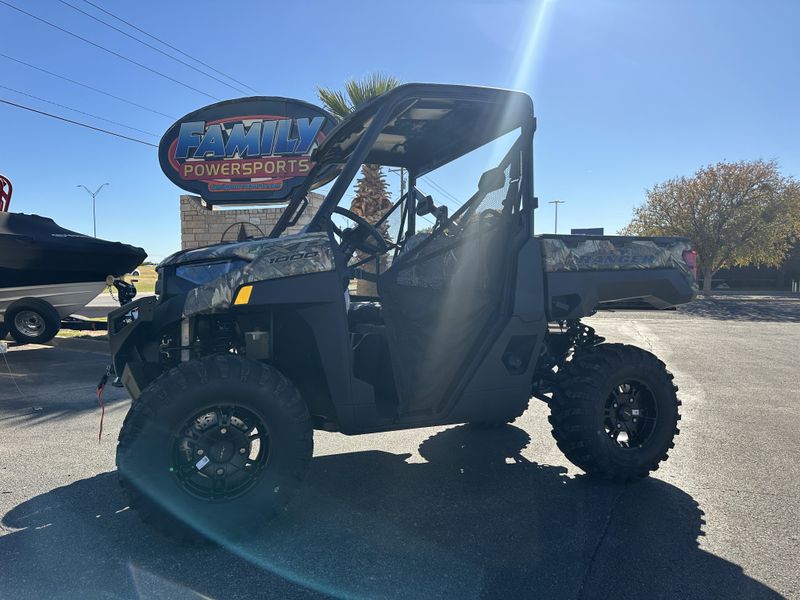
[549,343,680,480]
[5,298,61,345]
[116,355,313,541]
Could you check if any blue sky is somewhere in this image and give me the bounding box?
[1,0,798,261]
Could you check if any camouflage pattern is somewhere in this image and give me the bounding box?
[541,236,694,278]
[179,232,334,317]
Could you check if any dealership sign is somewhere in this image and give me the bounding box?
[159,97,336,205]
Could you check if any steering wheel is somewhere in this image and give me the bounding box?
[330,206,389,257]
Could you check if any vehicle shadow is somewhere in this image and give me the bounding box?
[678,294,800,322]
[0,425,783,600]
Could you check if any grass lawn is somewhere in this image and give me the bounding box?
[126,264,157,293]
[56,329,108,340]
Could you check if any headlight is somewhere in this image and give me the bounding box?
[175,259,248,285]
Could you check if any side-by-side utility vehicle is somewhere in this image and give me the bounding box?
[108,84,697,539]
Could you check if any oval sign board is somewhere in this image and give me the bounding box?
[158,97,336,205]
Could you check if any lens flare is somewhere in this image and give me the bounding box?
[512,0,557,92]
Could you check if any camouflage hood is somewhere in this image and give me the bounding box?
[170,232,335,317]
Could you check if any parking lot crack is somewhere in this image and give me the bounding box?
[575,486,628,600]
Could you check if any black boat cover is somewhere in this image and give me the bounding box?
[0,212,146,287]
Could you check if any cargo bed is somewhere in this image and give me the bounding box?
[538,234,697,320]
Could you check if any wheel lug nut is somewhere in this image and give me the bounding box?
[196,449,204,456]
[220,428,227,434]
[617,423,622,428]
[629,398,634,404]
[612,403,618,408]
[216,468,224,476]
[239,447,247,454]
[633,418,637,423]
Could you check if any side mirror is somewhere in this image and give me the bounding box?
[416,193,435,217]
[478,167,506,193]
[415,192,449,226]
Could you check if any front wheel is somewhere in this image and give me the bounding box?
[116,355,313,541]
[549,343,680,480]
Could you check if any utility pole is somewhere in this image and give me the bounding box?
[388,167,406,199]
[388,167,414,233]
[77,183,110,237]
[548,199,565,233]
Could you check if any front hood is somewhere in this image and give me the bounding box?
[160,236,283,268]
[179,232,335,317]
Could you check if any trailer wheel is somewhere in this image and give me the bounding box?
[116,355,313,542]
[549,343,680,481]
[5,298,61,345]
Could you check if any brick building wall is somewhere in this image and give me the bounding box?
[180,193,324,250]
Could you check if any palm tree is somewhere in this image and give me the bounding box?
[317,73,400,295]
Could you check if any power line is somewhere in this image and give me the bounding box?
[0,0,219,100]
[0,84,158,137]
[0,98,157,147]
[421,176,460,204]
[80,0,258,94]
[57,0,250,95]
[0,52,176,119]
[419,176,460,209]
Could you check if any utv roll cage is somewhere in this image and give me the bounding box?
[271,83,537,240]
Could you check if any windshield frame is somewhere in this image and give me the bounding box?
[269,84,536,239]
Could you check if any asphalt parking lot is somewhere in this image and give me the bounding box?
[1,294,798,599]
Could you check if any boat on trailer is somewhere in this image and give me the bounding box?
[0,211,146,343]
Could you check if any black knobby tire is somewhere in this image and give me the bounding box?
[5,298,61,345]
[549,343,681,480]
[116,355,313,541]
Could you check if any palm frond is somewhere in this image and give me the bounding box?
[315,87,352,120]
[317,72,401,120]
[344,72,402,108]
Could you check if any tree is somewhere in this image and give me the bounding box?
[317,72,401,295]
[622,160,800,293]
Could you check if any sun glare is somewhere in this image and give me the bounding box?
[512,0,557,92]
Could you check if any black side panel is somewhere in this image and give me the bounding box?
[445,237,547,424]
[246,272,373,432]
[545,268,696,320]
[379,216,515,417]
[246,271,342,306]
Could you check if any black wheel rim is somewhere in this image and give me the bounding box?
[170,405,270,501]
[14,310,45,337]
[603,380,658,449]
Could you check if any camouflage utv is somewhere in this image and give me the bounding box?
[108,84,696,539]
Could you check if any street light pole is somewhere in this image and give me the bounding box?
[77,183,110,237]
[548,199,565,233]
